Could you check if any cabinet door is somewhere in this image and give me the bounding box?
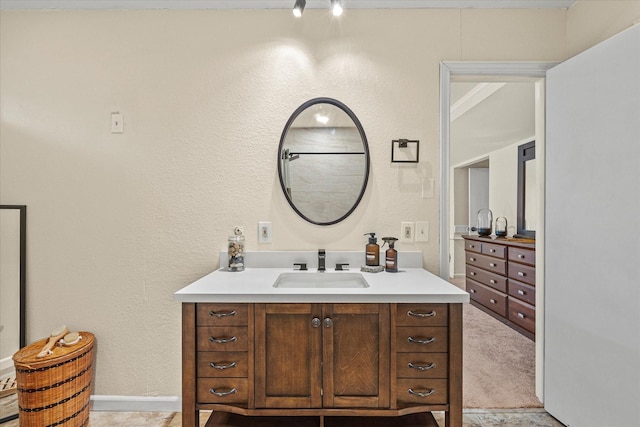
[322,303,390,408]
[255,303,322,408]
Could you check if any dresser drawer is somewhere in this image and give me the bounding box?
[508,297,535,334]
[197,327,248,351]
[466,265,507,293]
[197,378,249,404]
[466,279,507,317]
[466,252,507,275]
[396,327,448,353]
[396,379,448,405]
[197,304,249,326]
[396,304,448,327]
[197,351,248,378]
[481,242,506,259]
[509,247,535,266]
[508,263,536,286]
[397,353,448,379]
[508,279,536,306]
[465,240,481,253]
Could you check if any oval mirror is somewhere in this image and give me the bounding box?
[278,98,370,225]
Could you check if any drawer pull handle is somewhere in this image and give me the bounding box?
[408,336,435,345]
[470,257,476,261]
[209,361,237,370]
[517,290,525,296]
[209,336,237,344]
[490,279,496,284]
[469,244,475,248]
[470,289,476,293]
[518,312,525,319]
[518,272,525,277]
[209,387,237,397]
[489,263,497,267]
[490,249,496,253]
[470,272,476,276]
[407,310,436,318]
[518,254,525,259]
[408,362,436,371]
[209,310,237,318]
[490,299,496,304]
[408,388,435,398]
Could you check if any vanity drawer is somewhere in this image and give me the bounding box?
[509,247,535,266]
[396,304,448,327]
[508,279,536,306]
[508,263,536,286]
[465,240,481,253]
[197,378,249,404]
[466,252,507,275]
[397,353,448,379]
[466,266,507,293]
[197,351,248,378]
[508,297,535,334]
[197,304,249,326]
[197,327,248,352]
[396,327,448,353]
[466,279,507,317]
[396,379,448,405]
[481,242,506,259]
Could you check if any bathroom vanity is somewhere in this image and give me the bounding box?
[175,252,468,427]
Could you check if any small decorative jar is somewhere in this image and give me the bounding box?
[476,209,493,236]
[228,227,245,272]
[495,217,508,237]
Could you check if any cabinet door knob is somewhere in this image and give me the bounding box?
[470,257,476,261]
[517,312,526,319]
[209,336,237,344]
[209,361,237,370]
[209,388,237,397]
[490,299,496,304]
[490,249,495,253]
[518,254,525,259]
[407,310,436,318]
[490,279,496,284]
[489,263,497,267]
[470,289,476,293]
[408,362,436,371]
[209,310,237,318]
[408,388,435,397]
[518,272,525,277]
[324,317,333,328]
[312,317,321,328]
[517,290,525,296]
[470,272,476,276]
[407,336,435,345]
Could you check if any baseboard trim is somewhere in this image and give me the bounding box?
[90,395,181,412]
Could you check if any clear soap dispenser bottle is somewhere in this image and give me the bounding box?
[364,233,380,266]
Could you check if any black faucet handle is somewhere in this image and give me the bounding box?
[293,263,308,271]
[335,263,349,271]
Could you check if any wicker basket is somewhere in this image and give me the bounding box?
[13,332,95,427]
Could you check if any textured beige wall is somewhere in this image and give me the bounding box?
[1,8,568,397]
[568,0,640,57]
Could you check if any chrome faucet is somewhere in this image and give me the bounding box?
[318,249,326,272]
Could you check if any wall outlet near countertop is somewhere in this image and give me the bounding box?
[400,222,414,242]
[258,222,272,243]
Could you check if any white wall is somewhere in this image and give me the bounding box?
[0,4,626,400]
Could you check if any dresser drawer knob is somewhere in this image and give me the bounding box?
[470,272,476,276]
[408,336,435,345]
[490,249,496,253]
[517,312,526,319]
[209,387,237,397]
[489,263,497,267]
[407,310,436,318]
[209,336,237,344]
[490,299,496,304]
[470,257,476,261]
[470,289,476,293]
[490,279,496,284]
[209,310,237,318]
[408,362,436,371]
[518,272,525,277]
[517,290,525,296]
[408,388,435,398]
[518,254,525,259]
[209,361,237,370]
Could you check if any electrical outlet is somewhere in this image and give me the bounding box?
[400,222,414,242]
[416,221,429,242]
[258,221,272,243]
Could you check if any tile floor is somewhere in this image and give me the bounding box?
[1,408,565,426]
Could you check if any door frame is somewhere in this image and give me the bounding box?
[438,61,557,401]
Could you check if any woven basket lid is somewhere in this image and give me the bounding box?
[13,332,95,370]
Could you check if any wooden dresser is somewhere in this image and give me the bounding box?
[462,235,536,340]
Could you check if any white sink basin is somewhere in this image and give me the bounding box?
[273,272,370,289]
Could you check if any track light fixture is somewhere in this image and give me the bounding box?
[331,0,343,16]
[293,0,305,17]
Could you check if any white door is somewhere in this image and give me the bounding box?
[545,25,640,427]
[468,167,489,233]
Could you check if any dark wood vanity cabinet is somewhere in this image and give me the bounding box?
[182,302,462,427]
[463,235,536,340]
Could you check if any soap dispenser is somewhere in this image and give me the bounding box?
[381,237,399,272]
[364,233,380,266]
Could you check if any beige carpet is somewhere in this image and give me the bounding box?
[462,291,541,408]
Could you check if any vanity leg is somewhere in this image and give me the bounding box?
[446,303,463,427]
[182,303,198,427]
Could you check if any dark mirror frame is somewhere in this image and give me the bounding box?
[277,98,370,226]
[516,141,536,239]
[0,205,26,424]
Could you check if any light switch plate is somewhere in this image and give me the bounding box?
[416,221,429,242]
[258,222,272,243]
[111,112,123,134]
[400,222,414,242]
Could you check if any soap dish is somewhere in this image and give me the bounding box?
[361,265,384,273]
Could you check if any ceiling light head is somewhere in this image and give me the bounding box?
[331,0,343,16]
[293,0,305,17]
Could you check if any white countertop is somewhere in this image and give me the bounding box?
[174,267,469,304]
